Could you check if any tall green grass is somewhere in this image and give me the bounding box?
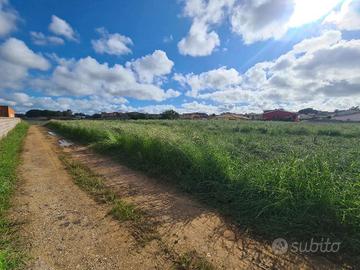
[47,120,360,260]
[0,122,28,270]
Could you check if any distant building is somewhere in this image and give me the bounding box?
[215,113,249,120]
[101,112,129,119]
[246,113,263,120]
[297,108,333,121]
[263,109,299,122]
[0,106,15,118]
[180,113,209,120]
[332,112,360,122]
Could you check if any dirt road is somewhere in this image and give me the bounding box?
[9,126,337,269]
[10,126,173,269]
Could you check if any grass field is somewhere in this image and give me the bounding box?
[47,119,360,259]
[0,122,28,270]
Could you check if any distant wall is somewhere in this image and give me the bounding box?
[0,118,21,139]
[333,113,360,122]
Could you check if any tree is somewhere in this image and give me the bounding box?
[161,110,179,120]
[63,109,73,117]
[25,109,73,118]
[298,108,318,115]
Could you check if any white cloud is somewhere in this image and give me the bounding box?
[289,0,342,27]
[92,27,133,56]
[292,30,342,53]
[324,0,360,31]
[0,38,50,90]
[163,35,174,43]
[0,38,50,70]
[127,50,174,83]
[164,88,181,99]
[0,0,18,37]
[179,0,346,52]
[31,52,179,102]
[30,31,65,46]
[49,15,78,41]
[178,0,234,56]
[180,101,221,114]
[2,91,183,115]
[178,0,299,54]
[1,91,129,114]
[175,31,360,112]
[178,20,220,57]
[121,101,222,115]
[174,66,242,97]
[131,104,176,114]
[231,0,295,44]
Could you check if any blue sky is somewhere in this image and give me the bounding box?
[0,0,360,114]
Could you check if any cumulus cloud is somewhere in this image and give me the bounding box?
[130,104,176,114]
[31,51,179,102]
[131,101,251,115]
[174,66,242,97]
[92,27,133,56]
[324,0,360,31]
[127,50,174,83]
[2,90,182,115]
[292,30,342,53]
[180,101,221,114]
[179,0,347,53]
[0,91,129,114]
[0,38,50,90]
[30,31,65,46]
[231,0,295,44]
[175,31,360,111]
[49,15,78,41]
[178,0,234,56]
[178,20,220,57]
[0,0,18,37]
[121,101,222,115]
[178,0,299,55]
[0,38,50,70]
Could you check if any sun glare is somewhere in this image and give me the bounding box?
[289,0,344,27]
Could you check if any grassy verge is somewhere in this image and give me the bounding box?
[59,155,157,244]
[0,122,29,270]
[47,120,360,265]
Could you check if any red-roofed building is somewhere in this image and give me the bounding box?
[263,109,299,122]
[0,106,15,118]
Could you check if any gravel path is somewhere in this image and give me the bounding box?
[10,126,172,270]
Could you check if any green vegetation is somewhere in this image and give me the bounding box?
[59,155,141,221]
[174,251,215,270]
[161,110,180,120]
[48,119,360,260]
[109,200,141,222]
[0,122,28,270]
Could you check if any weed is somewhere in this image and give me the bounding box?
[174,251,214,270]
[109,200,141,222]
[59,154,158,246]
[48,119,360,262]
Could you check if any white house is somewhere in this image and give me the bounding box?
[332,112,360,122]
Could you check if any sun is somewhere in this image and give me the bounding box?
[289,0,344,27]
